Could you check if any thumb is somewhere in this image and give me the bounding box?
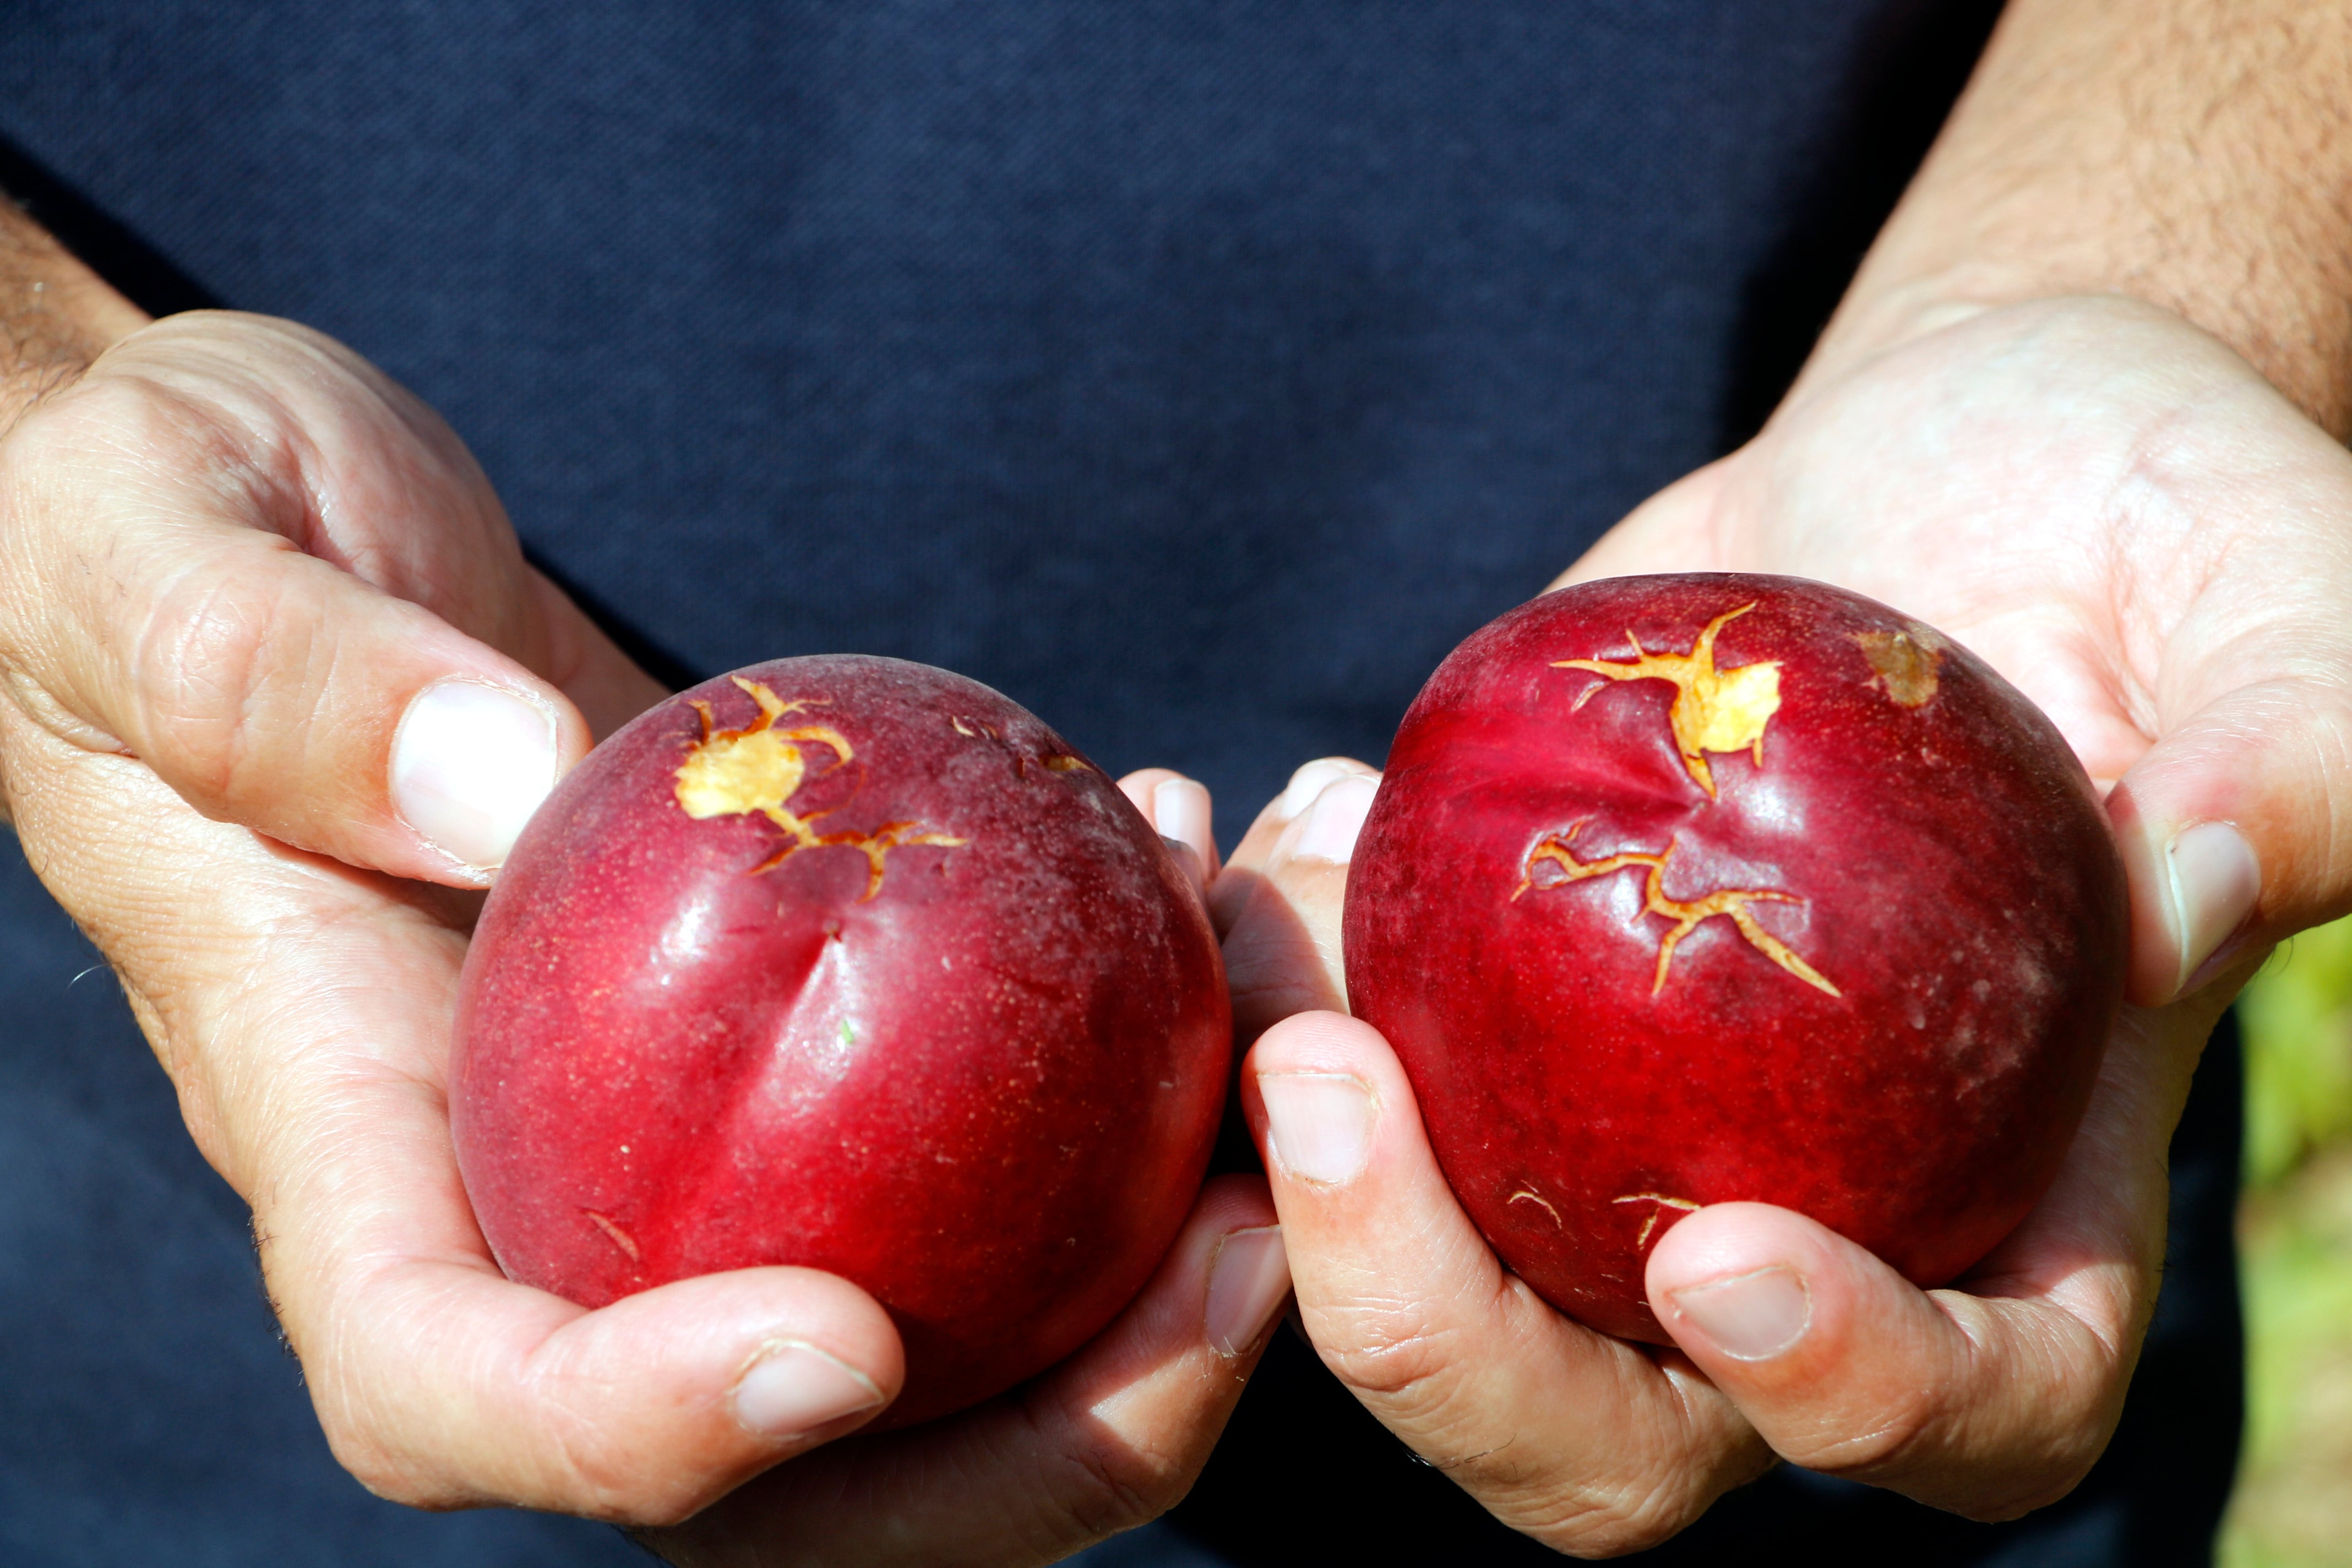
[2108,578,2352,1004]
[0,318,593,885]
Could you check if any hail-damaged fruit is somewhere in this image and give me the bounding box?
[1343,575,2125,1343]
[452,656,1229,1425]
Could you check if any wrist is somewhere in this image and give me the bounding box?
[0,202,143,433]
[1784,0,2352,439]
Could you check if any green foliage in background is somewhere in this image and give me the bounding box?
[2223,916,2352,1568]
[2243,918,2352,1189]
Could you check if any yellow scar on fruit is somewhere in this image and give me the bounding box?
[1514,821,1839,997]
[1555,602,1781,797]
[676,676,965,900]
[1612,1192,1701,1248]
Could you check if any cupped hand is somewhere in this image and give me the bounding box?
[0,312,1283,1556]
[1217,295,2349,1551]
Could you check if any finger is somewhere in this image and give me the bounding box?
[1219,755,1381,881]
[1245,1011,1767,1556]
[2092,381,2352,1004]
[2105,480,2352,1000]
[0,720,903,1523]
[0,314,596,884]
[1646,1205,2121,1521]
[313,1256,906,1522]
[1117,767,1214,908]
[1213,758,1378,1044]
[1647,988,2230,1519]
[1117,766,1221,883]
[646,1175,1287,1568]
[290,1058,907,1524]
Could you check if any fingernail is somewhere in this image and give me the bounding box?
[1666,1265,1811,1362]
[2164,821,2260,997]
[1288,775,1377,864]
[1258,1072,1375,1184]
[731,1340,887,1439]
[1204,1225,1291,1357]
[1154,777,1215,868]
[391,681,560,871]
[1277,759,1360,819]
[1162,835,1208,900]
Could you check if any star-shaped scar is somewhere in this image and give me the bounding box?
[1555,602,1781,798]
[673,677,965,900]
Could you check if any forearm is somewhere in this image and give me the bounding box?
[0,199,143,429]
[1806,0,2352,435]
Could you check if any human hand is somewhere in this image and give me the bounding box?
[0,312,1284,1556]
[1213,295,2346,1550]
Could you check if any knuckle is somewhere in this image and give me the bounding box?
[130,541,312,807]
[1783,1387,1945,1477]
[310,1392,472,1512]
[1522,1484,1711,1560]
[1015,1398,1189,1550]
[1001,1382,1204,1551]
[505,1324,722,1525]
[530,1393,672,1520]
[1317,1295,1467,1419]
[1480,1422,1757,1560]
[1425,1445,1730,1559]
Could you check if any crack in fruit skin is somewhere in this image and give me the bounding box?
[1514,820,1841,997]
[1611,1192,1701,1247]
[582,1208,641,1263]
[676,676,966,900]
[1509,1188,1564,1226]
[1554,602,1782,798]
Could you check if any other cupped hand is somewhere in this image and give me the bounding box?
[1216,295,2348,1554]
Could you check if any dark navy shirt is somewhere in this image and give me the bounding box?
[0,4,2239,1562]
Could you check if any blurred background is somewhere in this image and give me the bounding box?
[2223,917,2352,1567]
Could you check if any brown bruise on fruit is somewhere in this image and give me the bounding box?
[1555,602,1782,798]
[1856,627,1943,707]
[1514,821,1840,998]
[676,677,966,900]
[1613,1192,1701,1248]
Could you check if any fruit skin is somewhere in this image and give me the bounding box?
[1343,574,2125,1343]
[453,656,1229,1425]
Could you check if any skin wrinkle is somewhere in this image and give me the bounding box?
[148,558,286,803]
[1336,1270,1732,1551]
[525,1364,693,1525]
[74,366,295,532]
[1505,1450,1725,1559]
